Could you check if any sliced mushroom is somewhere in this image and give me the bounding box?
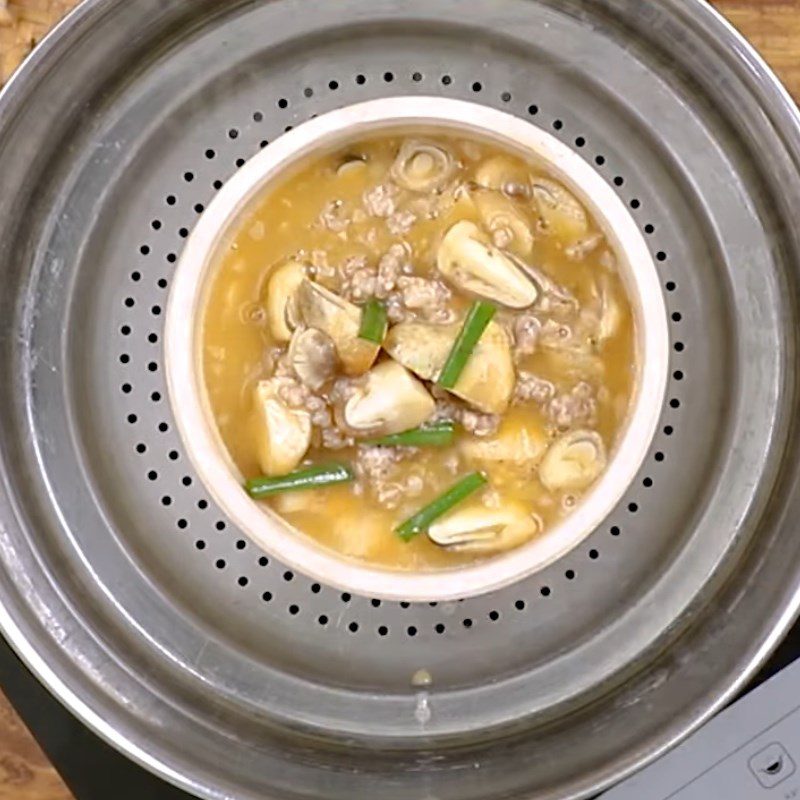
[473,189,534,256]
[565,231,604,261]
[337,154,367,177]
[252,379,312,477]
[573,276,623,348]
[296,279,379,376]
[538,430,607,492]
[390,140,456,193]
[595,275,623,342]
[437,220,538,309]
[288,328,338,390]
[428,504,540,553]
[532,179,589,243]
[509,254,579,317]
[344,361,435,437]
[266,260,306,342]
[384,319,515,414]
[474,156,530,197]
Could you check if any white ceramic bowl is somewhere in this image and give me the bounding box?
[165,97,669,602]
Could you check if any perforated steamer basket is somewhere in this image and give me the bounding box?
[1,0,800,798]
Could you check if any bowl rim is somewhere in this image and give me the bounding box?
[164,96,669,602]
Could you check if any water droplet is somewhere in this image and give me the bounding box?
[411,668,432,687]
[414,691,431,725]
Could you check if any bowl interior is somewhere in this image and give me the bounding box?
[165,96,669,602]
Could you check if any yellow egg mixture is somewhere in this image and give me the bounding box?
[202,133,636,570]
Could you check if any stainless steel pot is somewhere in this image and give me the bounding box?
[0,1,799,798]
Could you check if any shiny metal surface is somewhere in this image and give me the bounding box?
[0,1,799,798]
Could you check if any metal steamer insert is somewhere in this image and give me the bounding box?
[0,1,799,799]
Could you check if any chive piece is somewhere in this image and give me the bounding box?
[396,471,488,542]
[365,420,456,448]
[437,300,497,389]
[358,298,388,344]
[246,462,354,499]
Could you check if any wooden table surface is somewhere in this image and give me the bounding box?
[0,1,797,798]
